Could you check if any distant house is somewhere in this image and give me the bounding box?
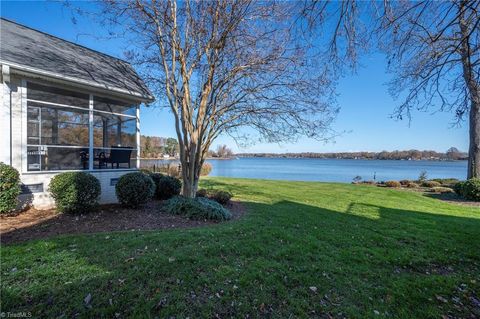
[0,18,154,208]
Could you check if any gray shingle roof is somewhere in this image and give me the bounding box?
[0,18,153,101]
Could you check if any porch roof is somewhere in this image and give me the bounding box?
[0,18,154,102]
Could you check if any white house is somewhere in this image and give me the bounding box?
[0,18,154,209]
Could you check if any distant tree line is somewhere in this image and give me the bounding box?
[208,145,234,159]
[238,148,467,161]
[140,136,179,158]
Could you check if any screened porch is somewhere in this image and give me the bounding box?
[26,82,140,172]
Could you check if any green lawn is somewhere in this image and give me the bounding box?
[2,178,479,318]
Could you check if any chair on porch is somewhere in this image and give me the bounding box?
[104,147,133,169]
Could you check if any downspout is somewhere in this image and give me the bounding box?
[2,64,12,165]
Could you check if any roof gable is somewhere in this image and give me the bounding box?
[0,18,153,101]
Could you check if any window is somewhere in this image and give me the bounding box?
[26,82,139,171]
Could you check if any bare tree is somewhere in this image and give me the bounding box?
[378,0,480,178]
[98,0,339,197]
[303,0,480,178]
[215,144,234,158]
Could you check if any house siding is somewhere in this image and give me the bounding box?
[0,73,12,165]
[19,170,134,209]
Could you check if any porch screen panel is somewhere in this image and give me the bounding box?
[25,82,139,171]
[92,96,137,169]
[26,83,89,171]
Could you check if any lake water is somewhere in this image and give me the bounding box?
[142,157,467,183]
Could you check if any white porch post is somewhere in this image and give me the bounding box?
[136,105,140,169]
[88,94,93,170]
[20,79,28,173]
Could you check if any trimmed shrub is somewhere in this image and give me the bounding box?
[139,168,154,175]
[196,188,208,198]
[422,180,441,188]
[461,178,480,201]
[49,172,101,214]
[430,187,454,194]
[200,162,212,176]
[431,178,459,187]
[399,179,411,186]
[453,181,466,196]
[0,163,21,214]
[115,172,155,208]
[164,196,231,221]
[385,181,401,188]
[406,182,420,188]
[150,173,181,200]
[211,190,233,205]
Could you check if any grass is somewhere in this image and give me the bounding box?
[1,178,479,318]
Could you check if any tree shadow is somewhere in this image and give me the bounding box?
[423,192,480,207]
[1,198,480,318]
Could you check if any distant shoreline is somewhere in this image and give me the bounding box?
[235,150,467,161]
[140,157,466,162]
[234,156,466,162]
[140,157,236,160]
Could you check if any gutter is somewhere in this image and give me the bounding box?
[0,60,155,103]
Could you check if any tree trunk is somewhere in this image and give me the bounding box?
[468,98,480,179]
[180,146,201,198]
[181,169,200,197]
[459,1,480,179]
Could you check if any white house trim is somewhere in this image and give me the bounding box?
[0,60,155,102]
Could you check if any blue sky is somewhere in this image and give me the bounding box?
[1,1,469,153]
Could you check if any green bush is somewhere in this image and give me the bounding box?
[211,190,233,205]
[430,186,454,194]
[139,168,154,175]
[49,172,101,214]
[422,180,441,188]
[385,181,401,188]
[0,163,21,214]
[431,178,459,187]
[150,173,181,200]
[453,181,466,196]
[115,172,155,208]
[461,178,480,201]
[196,188,208,198]
[163,196,231,221]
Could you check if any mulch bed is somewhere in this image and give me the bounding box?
[0,200,246,245]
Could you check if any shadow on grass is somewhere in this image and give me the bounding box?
[2,198,480,318]
[423,191,480,206]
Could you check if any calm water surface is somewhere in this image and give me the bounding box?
[142,157,467,183]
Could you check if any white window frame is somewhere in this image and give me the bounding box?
[22,80,141,174]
